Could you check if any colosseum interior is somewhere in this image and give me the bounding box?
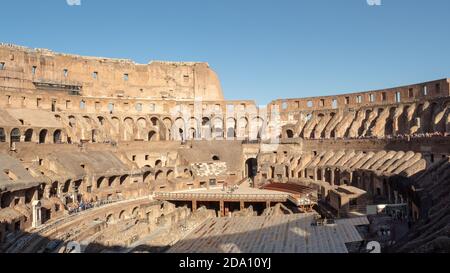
[0,43,449,253]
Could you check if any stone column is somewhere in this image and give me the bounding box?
[219,200,224,217]
[330,169,335,186]
[192,200,197,212]
[32,200,42,228]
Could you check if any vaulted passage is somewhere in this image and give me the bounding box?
[245,158,258,179]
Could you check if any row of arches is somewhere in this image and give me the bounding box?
[63,114,162,143]
[163,116,266,140]
[106,206,140,225]
[144,167,193,182]
[96,175,130,189]
[283,100,450,139]
[0,127,63,144]
[60,112,164,143]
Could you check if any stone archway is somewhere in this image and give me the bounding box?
[245,158,258,179]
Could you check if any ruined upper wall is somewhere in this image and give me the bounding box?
[0,43,224,101]
[270,78,450,112]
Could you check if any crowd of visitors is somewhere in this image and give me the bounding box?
[67,198,123,215]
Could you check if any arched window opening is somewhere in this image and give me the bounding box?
[39,129,48,144]
[25,129,33,142]
[53,130,62,144]
[10,128,21,143]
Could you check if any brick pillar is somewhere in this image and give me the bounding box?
[219,200,224,217]
[32,200,42,228]
[330,169,335,186]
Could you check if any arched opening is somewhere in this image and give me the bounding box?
[39,129,47,144]
[162,118,172,139]
[106,214,114,224]
[123,117,134,141]
[137,117,147,129]
[202,117,210,126]
[188,128,196,139]
[10,128,20,143]
[286,129,294,138]
[330,129,336,138]
[358,110,372,136]
[212,118,223,139]
[227,127,235,138]
[132,207,139,218]
[62,180,71,193]
[49,181,58,197]
[167,170,174,179]
[237,117,248,138]
[148,130,157,141]
[25,129,33,142]
[155,160,162,167]
[155,170,163,180]
[398,105,409,134]
[53,130,62,144]
[97,116,105,125]
[119,175,128,185]
[97,177,105,189]
[108,176,116,187]
[201,117,211,139]
[212,155,220,161]
[178,128,184,141]
[119,210,126,220]
[111,117,120,131]
[252,117,264,140]
[183,168,192,178]
[245,158,258,179]
[174,118,185,141]
[226,118,236,138]
[151,117,158,126]
[143,171,152,183]
[68,116,76,128]
[385,108,396,136]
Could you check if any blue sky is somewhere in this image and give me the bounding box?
[1,0,449,105]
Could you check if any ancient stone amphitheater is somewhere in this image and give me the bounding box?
[0,43,448,253]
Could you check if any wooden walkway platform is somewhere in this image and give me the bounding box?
[168,213,368,253]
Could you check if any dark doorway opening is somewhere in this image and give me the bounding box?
[245,158,258,179]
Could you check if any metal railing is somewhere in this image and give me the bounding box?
[32,196,151,235]
[67,197,124,215]
[154,191,289,202]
